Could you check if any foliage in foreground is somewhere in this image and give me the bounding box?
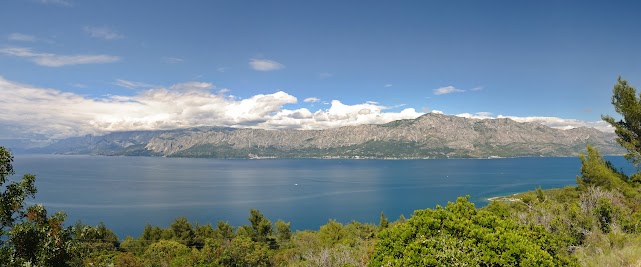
[1,146,76,266]
[371,196,576,266]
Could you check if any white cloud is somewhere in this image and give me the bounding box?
[384,84,393,87]
[470,86,483,91]
[0,76,299,139]
[304,97,320,103]
[456,111,493,119]
[265,100,423,130]
[431,110,444,114]
[83,26,124,40]
[8,33,37,42]
[114,79,156,89]
[434,86,465,95]
[0,47,121,67]
[249,59,284,71]
[475,111,492,117]
[37,0,72,6]
[0,77,430,140]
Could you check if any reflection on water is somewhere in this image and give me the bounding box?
[12,154,634,239]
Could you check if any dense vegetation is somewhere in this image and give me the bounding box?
[2,77,641,266]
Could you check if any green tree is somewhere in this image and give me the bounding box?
[319,219,346,246]
[0,146,75,266]
[215,220,235,240]
[9,207,75,266]
[193,223,215,248]
[595,198,617,233]
[536,187,546,202]
[248,209,273,244]
[140,224,163,244]
[170,217,195,246]
[0,146,37,239]
[72,221,119,263]
[275,219,292,244]
[115,252,143,267]
[577,145,627,189]
[220,235,271,267]
[143,240,190,267]
[120,236,142,254]
[379,211,389,228]
[602,77,641,166]
[74,221,119,249]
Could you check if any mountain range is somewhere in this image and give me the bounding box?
[33,113,625,159]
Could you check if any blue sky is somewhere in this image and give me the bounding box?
[1,0,641,142]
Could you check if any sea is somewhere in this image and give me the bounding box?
[9,154,636,239]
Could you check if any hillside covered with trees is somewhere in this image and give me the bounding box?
[2,77,641,266]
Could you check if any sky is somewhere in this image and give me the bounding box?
[1,0,641,144]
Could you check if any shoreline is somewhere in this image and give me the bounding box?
[487,193,523,202]
[15,152,606,161]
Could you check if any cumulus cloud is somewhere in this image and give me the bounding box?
[8,33,37,42]
[0,77,429,140]
[434,86,465,95]
[249,59,284,71]
[0,76,299,139]
[304,97,320,103]
[265,101,423,129]
[0,47,120,67]
[84,26,124,40]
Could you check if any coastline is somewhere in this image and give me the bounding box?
[23,151,598,160]
[487,193,523,202]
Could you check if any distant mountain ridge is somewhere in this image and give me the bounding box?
[34,113,625,158]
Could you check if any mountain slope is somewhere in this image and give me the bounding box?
[38,114,625,158]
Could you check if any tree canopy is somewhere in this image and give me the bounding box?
[0,147,75,266]
[602,77,641,166]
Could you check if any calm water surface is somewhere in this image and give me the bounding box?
[10,155,635,239]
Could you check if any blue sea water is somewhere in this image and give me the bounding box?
[9,154,636,239]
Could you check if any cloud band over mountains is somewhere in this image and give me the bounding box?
[0,76,422,140]
[0,76,610,141]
